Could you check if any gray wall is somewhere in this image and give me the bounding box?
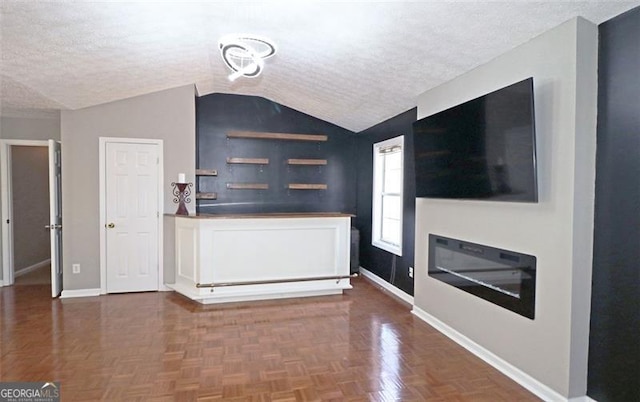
[0,113,60,283]
[413,18,597,398]
[0,113,61,141]
[61,85,196,290]
[11,146,50,272]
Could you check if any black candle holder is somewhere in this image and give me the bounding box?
[171,182,193,215]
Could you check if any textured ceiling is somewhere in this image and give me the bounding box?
[1,1,638,131]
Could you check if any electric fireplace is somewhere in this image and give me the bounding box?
[428,234,536,319]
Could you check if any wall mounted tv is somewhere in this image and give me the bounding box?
[413,77,538,202]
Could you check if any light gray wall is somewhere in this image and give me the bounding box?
[11,146,51,272]
[568,18,599,396]
[0,113,61,141]
[0,113,60,283]
[163,215,176,284]
[61,85,196,290]
[413,18,597,398]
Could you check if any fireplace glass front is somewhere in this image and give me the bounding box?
[428,234,536,319]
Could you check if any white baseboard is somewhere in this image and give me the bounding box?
[359,267,414,305]
[60,288,101,298]
[14,258,51,277]
[412,305,573,402]
[0,280,4,287]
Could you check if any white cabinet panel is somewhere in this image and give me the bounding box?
[169,215,352,304]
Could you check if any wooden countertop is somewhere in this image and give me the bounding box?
[165,212,354,219]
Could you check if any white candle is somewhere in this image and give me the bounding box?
[178,173,186,183]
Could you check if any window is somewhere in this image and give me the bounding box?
[372,135,404,256]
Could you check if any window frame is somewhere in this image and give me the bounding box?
[372,135,404,256]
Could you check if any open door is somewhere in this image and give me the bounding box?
[48,139,62,297]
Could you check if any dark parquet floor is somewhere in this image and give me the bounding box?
[0,277,539,401]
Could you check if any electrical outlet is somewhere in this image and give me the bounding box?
[72,263,80,274]
[408,266,414,278]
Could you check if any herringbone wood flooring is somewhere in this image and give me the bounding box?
[0,277,539,401]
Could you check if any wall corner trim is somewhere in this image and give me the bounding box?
[60,288,101,298]
[411,305,576,402]
[359,267,414,305]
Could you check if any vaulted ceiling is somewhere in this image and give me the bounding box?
[1,1,638,131]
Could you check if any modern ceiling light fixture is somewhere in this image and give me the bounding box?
[218,34,277,82]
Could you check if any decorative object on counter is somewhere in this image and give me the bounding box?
[172,173,193,215]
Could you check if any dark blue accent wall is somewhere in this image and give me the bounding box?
[355,108,417,296]
[196,93,415,295]
[196,93,357,214]
[588,6,640,401]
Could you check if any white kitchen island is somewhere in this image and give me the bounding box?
[167,213,353,304]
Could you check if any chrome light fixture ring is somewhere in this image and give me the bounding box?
[218,34,276,81]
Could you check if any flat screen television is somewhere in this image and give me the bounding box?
[413,77,538,202]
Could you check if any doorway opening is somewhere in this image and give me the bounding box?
[1,139,62,297]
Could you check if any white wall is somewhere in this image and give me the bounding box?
[413,18,597,398]
[61,85,196,290]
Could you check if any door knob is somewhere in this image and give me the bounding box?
[106,223,115,229]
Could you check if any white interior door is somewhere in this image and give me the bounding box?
[105,142,160,293]
[0,141,14,286]
[48,140,62,297]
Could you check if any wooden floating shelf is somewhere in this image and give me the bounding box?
[196,192,217,200]
[226,183,269,190]
[288,184,328,190]
[226,157,269,165]
[227,130,328,142]
[196,169,218,176]
[287,159,328,166]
